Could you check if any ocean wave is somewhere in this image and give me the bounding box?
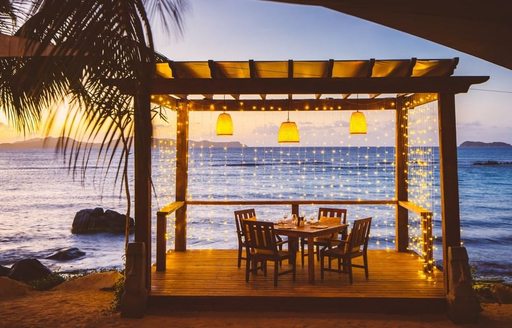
[473,161,512,166]
[471,261,512,282]
[1,165,105,171]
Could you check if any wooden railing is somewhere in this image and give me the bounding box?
[155,199,433,273]
[156,201,184,272]
[398,201,434,273]
[186,199,395,226]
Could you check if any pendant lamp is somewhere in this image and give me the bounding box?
[278,112,300,143]
[349,110,367,134]
[216,112,233,136]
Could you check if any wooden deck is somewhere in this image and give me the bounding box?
[150,249,445,313]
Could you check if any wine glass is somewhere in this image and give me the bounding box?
[281,213,288,224]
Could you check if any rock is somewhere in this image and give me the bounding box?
[46,247,86,261]
[8,259,51,282]
[55,271,123,291]
[71,208,134,234]
[92,207,104,216]
[0,277,30,299]
[0,264,10,276]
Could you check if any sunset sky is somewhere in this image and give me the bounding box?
[1,0,511,146]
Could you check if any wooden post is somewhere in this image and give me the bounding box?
[156,212,167,272]
[421,212,434,273]
[175,107,189,251]
[291,203,299,217]
[120,242,148,318]
[134,93,152,288]
[395,96,409,252]
[438,92,462,293]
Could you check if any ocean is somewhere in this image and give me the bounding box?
[0,146,511,282]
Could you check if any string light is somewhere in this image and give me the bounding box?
[156,97,440,271]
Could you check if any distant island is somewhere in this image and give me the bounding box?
[0,137,90,150]
[459,141,512,148]
[0,137,246,150]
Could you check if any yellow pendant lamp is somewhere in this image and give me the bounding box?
[216,112,233,136]
[278,112,300,143]
[349,110,367,134]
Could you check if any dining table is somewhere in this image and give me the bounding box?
[274,221,348,283]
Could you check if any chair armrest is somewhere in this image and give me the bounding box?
[276,239,288,246]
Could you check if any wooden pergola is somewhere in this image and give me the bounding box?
[132,57,488,301]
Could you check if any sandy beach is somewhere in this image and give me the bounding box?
[1,273,511,328]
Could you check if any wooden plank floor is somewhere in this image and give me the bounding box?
[151,249,444,304]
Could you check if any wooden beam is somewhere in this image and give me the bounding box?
[134,92,152,288]
[183,98,396,112]
[186,199,396,206]
[175,108,189,251]
[404,93,438,108]
[398,201,429,215]
[148,76,489,95]
[437,92,461,294]
[157,201,185,216]
[395,96,409,252]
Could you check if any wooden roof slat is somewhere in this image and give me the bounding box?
[139,58,487,96]
[412,58,459,77]
[288,60,293,99]
[315,59,334,99]
[367,59,375,78]
[208,60,220,79]
[249,59,258,78]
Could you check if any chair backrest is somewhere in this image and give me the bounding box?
[318,208,347,225]
[234,209,256,242]
[242,220,278,255]
[346,217,372,254]
[318,208,348,239]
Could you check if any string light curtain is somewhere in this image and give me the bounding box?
[406,101,439,272]
[171,110,397,249]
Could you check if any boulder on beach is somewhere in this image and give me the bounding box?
[46,247,86,261]
[54,271,123,291]
[0,277,31,299]
[71,207,134,234]
[0,264,10,276]
[8,259,51,282]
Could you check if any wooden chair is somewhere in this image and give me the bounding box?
[300,208,347,266]
[242,219,296,286]
[234,209,286,268]
[320,217,372,284]
[234,209,256,268]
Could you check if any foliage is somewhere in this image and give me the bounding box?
[110,276,125,312]
[28,273,65,291]
[0,0,187,251]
